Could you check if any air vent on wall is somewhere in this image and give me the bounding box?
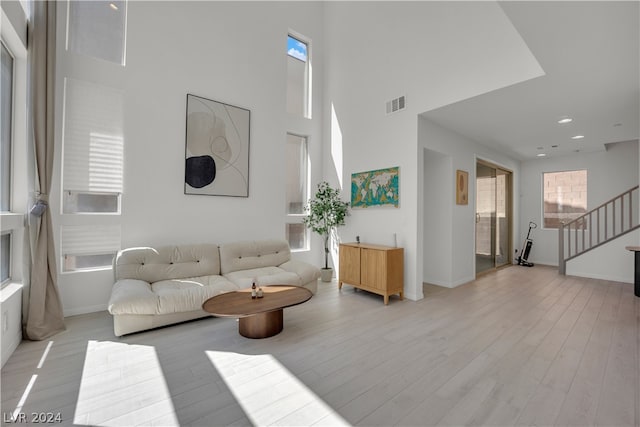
[386,95,406,115]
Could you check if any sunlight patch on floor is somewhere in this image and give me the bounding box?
[73,340,179,426]
[207,350,350,426]
[8,341,54,422]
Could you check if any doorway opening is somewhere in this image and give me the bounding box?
[475,160,512,275]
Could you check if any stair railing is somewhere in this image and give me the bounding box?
[559,185,640,274]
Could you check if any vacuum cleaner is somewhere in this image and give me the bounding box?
[517,221,537,267]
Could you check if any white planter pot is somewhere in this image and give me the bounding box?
[320,268,333,282]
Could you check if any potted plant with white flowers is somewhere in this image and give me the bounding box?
[303,181,349,282]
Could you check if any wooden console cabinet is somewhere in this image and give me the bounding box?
[339,243,404,305]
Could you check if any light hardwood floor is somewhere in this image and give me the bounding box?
[1,266,639,426]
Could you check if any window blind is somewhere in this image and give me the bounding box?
[285,134,308,215]
[62,78,124,194]
[61,225,121,256]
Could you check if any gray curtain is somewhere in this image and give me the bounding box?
[25,0,65,340]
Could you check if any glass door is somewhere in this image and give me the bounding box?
[476,163,496,274]
[495,169,510,267]
[476,161,512,275]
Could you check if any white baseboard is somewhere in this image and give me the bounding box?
[451,276,475,288]
[63,304,108,317]
[423,275,475,289]
[566,271,632,284]
[423,277,454,288]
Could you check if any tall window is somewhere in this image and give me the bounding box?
[1,42,14,285]
[1,0,28,293]
[286,34,310,118]
[543,170,587,228]
[286,134,309,251]
[0,233,10,284]
[61,225,121,272]
[286,134,308,214]
[60,78,124,271]
[62,78,124,214]
[285,32,312,249]
[67,0,127,65]
[1,42,13,212]
[60,1,128,274]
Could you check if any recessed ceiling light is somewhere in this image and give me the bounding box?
[537,153,546,157]
[613,123,622,127]
[109,3,118,10]
[558,117,573,124]
[537,146,544,150]
[551,145,558,148]
[571,135,585,140]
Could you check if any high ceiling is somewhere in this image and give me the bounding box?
[422,1,639,160]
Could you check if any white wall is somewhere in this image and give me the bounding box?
[53,1,326,315]
[520,140,639,282]
[567,232,639,283]
[324,1,543,300]
[419,117,521,288]
[423,149,453,286]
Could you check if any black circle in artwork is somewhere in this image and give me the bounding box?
[185,155,216,188]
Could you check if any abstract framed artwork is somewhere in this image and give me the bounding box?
[456,169,468,205]
[184,94,250,197]
[351,166,399,208]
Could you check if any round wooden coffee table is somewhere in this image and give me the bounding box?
[202,285,312,338]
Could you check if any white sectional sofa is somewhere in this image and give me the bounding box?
[108,240,319,336]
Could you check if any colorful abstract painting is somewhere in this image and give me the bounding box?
[351,167,399,208]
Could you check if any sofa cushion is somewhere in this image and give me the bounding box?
[219,240,290,275]
[108,279,158,315]
[279,259,321,286]
[115,244,221,283]
[224,266,300,288]
[152,275,240,314]
[109,275,239,316]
